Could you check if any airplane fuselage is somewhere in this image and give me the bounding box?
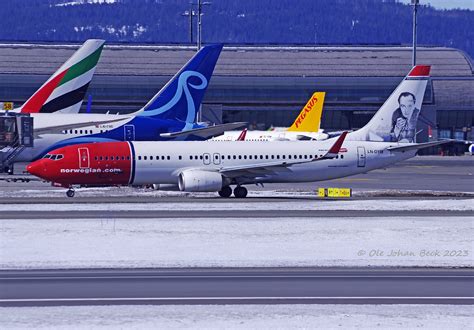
[12,113,206,162]
[28,138,416,187]
[211,130,329,142]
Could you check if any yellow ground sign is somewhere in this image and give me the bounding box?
[1,102,14,111]
[317,188,352,198]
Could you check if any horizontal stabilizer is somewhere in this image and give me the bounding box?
[387,140,453,152]
[160,122,247,139]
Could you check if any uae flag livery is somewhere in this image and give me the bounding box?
[20,39,105,114]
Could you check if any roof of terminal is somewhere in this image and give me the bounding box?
[0,43,472,77]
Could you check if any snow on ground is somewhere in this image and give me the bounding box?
[1,304,472,329]
[0,198,473,212]
[1,217,472,269]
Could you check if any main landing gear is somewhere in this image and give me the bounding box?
[218,186,232,198]
[234,186,248,198]
[218,185,248,198]
[66,188,75,198]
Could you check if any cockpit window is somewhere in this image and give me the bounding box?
[43,154,64,160]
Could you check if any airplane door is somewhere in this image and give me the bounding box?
[213,153,221,165]
[78,147,90,168]
[203,153,211,165]
[124,125,135,141]
[357,146,366,167]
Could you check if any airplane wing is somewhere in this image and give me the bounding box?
[219,132,347,180]
[387,140,453,152]
[160,122,247,139]
[34,117,129,138]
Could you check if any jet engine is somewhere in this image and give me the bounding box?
[178,170,224,192]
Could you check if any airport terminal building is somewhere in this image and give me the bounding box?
[0,43,472,154]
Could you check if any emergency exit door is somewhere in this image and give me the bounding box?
[357,146,366,167]
[124,125,135,141]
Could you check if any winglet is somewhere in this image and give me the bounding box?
[325,131,348,158]
[408,65,431,77]
[236,128,247,141]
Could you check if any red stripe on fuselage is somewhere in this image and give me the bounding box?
[31,142,133,186]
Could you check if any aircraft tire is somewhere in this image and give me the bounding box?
[234,186,248,198]
[66,189,75,198]
[218,186,232,198]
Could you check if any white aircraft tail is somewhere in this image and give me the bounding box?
[349,65,430,143]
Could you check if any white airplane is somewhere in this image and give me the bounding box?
[27,65,452,198]
[211,92,328,142]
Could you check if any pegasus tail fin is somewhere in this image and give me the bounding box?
[287,92,325,133]
[19,39,105,114]
[136,44,223,123]
[349,65,430,143]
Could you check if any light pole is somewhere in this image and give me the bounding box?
[195,0,211,50]
[182,7,197,43]
[411,0,419,66]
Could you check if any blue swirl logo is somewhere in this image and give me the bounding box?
[139,71,207,127]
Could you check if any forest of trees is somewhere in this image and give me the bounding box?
[1,0,472,58]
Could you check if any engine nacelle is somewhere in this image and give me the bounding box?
[178,170,224,192]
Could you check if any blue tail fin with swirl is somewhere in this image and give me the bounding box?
[136,44,223,123]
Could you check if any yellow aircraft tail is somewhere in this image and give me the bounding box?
[287,92,325,132]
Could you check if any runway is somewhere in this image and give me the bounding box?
[1,268,473,306]
[1,208,472,219]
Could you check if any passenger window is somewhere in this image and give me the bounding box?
[167,156,170,160]
[260,155,263,159]
[299,155,302,159]
[190,156,193,160]
[144,156,147,160]
[233,155,236,159]
[179,156,182,160]
[244,155,247,160]
[277,155,280,159]
[271,155,274,159]
[341,155,344,159]
[162,156,165,160]
[122,156,125,160]
[138,156,141,160]
[99,156,103,161]
[74,130,78,134]
[127,156,130,160]
[238,155,242,159]
[265,155,269,159]
[282,155,286,159]
[304,155,308,159]
[199,155,203,160]
[94,156,98,161]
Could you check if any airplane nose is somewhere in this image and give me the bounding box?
[27,160,46,178]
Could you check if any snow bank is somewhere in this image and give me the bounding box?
[1,217,472,269]
[0,199,473,212]
[1,304,472,329]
